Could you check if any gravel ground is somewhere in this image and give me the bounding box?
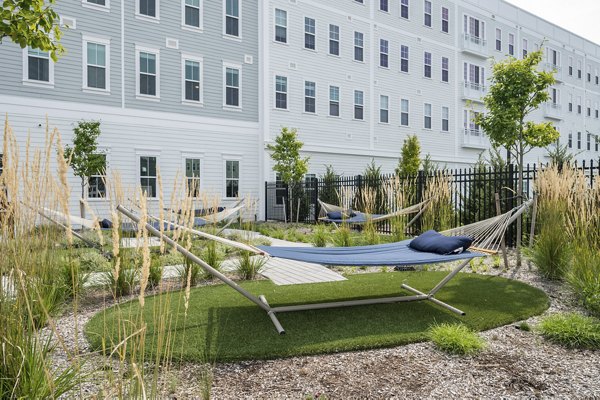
[48,250,600,399]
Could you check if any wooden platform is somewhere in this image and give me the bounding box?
[259,258,346,286]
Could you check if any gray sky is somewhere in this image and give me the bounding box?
[505,0,600,45]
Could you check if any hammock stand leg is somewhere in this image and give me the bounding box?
[400,258,472,316]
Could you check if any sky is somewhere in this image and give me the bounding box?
[505,0,600,45]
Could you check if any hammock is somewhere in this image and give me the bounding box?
[116,197,534,335]
[318,198,431,224]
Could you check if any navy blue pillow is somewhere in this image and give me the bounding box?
[100,219,113,229]
[409,230,473,255]
[326,211,344,220]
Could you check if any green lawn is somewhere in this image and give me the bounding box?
[86,272,549,362]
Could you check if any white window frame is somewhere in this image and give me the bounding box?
[441,106,449,132]
[508,33,515,56]
[329,24,340,56]
[329,85,340,117]
[400,0,409,19]
[304,81,316,114]
[400,45,409,73]
[522,38,528,58]
[577,60,582,79]
[423,0,432,28]
[82,35,110,93]
[136,0,160,21]
[441,6,449,33]
[223,156,242,199]
[379,95,389,124]
[135,45,160,100]
[82,0,110,12]
[223,0,241,39]
[400,98,409,126]
[424,103,432,129]
[354,31,364,62]
[463,14,486,44]
[424,51,432,78]
[441,56,449,83]
[379,0,389,13]
[274,8,287,44]
[379,39,389,68]
[304,16,316,50]
[223,62,242,109]
[87,149,110,201]
[137,151,160,199]
[354,90,364,120]
[274,75,288,110]
[182,0,203,31]
[181,53,204,105]
[495,28,502,52]
[183,153,204,197]
[22,47,55,87]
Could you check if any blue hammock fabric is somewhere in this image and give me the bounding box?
[258,239,484,267]
[321,211,384,224]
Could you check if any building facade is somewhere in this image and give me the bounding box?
[1,0,599,218]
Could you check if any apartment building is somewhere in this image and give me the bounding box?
[1,0,599,218]
[263,0,600,182]
[0,0,261,217]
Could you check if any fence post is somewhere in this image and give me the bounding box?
[264,181,268,221]
[313,176,319,223]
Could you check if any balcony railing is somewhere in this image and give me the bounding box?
[462,33,487,57]
[462,81,487,102]
[462,128,489,149]
[544,103,563,120]
[543,62,563,81]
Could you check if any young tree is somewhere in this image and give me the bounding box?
[1,0,64,61]
[476,48,559,264]
[319,165,339,205]
[64,121,105,219]
[267,127,309,222]
[395,134,421,177]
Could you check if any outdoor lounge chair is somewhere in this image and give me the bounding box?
[317,198,431,227]
[117,197,534,335]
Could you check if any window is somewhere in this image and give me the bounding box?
[84,0,109,8]
[400,99,409,126]
[424,103,432,129]
[567,93,573,112]
[184,0,200,28]
[577,96,582,114]
[329,24,340,56]
[464,15,485,44]
[441,57,449,82]
[83,38,109,90]
[225,0,240,36]
[137,49,158,97]
[587,65,592,82]
[275,75,287,109]
[463,62,485,90]
[355,0,364,3]
[26,48,52,83]
[87,0,106,5]
[587,133,592,151]
[224,65,240,107]
[400,0,409,19]
[380,95,389,123]
[0,154,3,175]
[587,99,591,117]
[424,51,431,78]
[551,88,560,106]
[305,81,316,113]
[274,9,287,43]
[185,158,201,197]
[596,69,599,85]
[88,154,107,198]
[424,1,431,27]
[183,58,201,102]
[568,132,572,148]
[400,45,409,73]
[354,90,364,120]
[441,7,449,33]
[508,33,514,56]
[354,32,364,62]
[441,106,449,132]
[380,39,389,68]
[522,38,528,58]
[577,131,582,150]
[139,0,157,18]
[568,57,573,76]
[547,48,560,68]
[225,160,239,198]
[140,156,157,198]
[379,0,388,12]
[577,60,582,79]
[304,17,316,50]
[464,109,482,136]
[329,85,340,116]
[597,137,599,152]
[495,28,502,51]
[596,102,599,118]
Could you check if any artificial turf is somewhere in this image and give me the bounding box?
[85,271,549,362]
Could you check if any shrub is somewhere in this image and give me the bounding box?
[60,257,89,299]
[526,209,571,280]
[104,255,139,297]
[201,241,223,280]
[159,250,184,267]
[538,313,600,349]
[429,323,486,355]
[568,246,600,316]
[148,257,163,289]
[311,225,329,247]
[331,224,352,247]
[236,252,267,280]
[180,259,201,287]
[77,250,111,272]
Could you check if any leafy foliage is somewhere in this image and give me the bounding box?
[267,127,309,186]
[319,165,339,205]
[64,120,105,198]
[0,0,64,61]
[395,135,421,177]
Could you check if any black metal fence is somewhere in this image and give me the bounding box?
[265,160,600,244]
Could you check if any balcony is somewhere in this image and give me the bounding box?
[543,62,563,82]
[461,33,488,57]
[462,128,490,149]
[544,103,563,120]
[462,81,487,102]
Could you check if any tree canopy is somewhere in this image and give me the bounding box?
[1,0,64,61]
[395,134,421,177]
[65,120,105,197]
[267,127,309,185]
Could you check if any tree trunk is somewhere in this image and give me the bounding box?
[516,131,524,267]
[80,180,86,221]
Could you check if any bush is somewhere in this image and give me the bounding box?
[428,323,486,355]
[311,225,329,247]
[104,255,139,297]
[568,246,600,316]
[331,224,352,247]
[148,257,163,289]
[77,249,111,272]
[236,252,267,280]
[159,250,184,267]
[538,313,600,349]
[201,241,223,280]
[60,257,89,299]
[527,210,571,280]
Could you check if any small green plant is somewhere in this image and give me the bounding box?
[538,313,600,349]
[235,252,267,280]
[104,255,139,297]
[60,257,89,299]
[429,323,486,355]
[390,216,406,243]
[202,241,223,280]
[568,246,600,316]
[492,255,501,269]
[332,224,352,247]
[148,257,163,289]
[181,259,201,287]
[77,250,111,272]
[159,250,184,266]
[363,220,380,245]
[517,321,531,331]
[526,210,571,280]
[198,364,213,400]
[311,225,329,247]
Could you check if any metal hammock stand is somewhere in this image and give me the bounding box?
[117,198,534,335]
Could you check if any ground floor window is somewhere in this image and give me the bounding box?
[140,156,157,197]
[186,158,201,197]
[88,154,107,198]
[225,160,239,198]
